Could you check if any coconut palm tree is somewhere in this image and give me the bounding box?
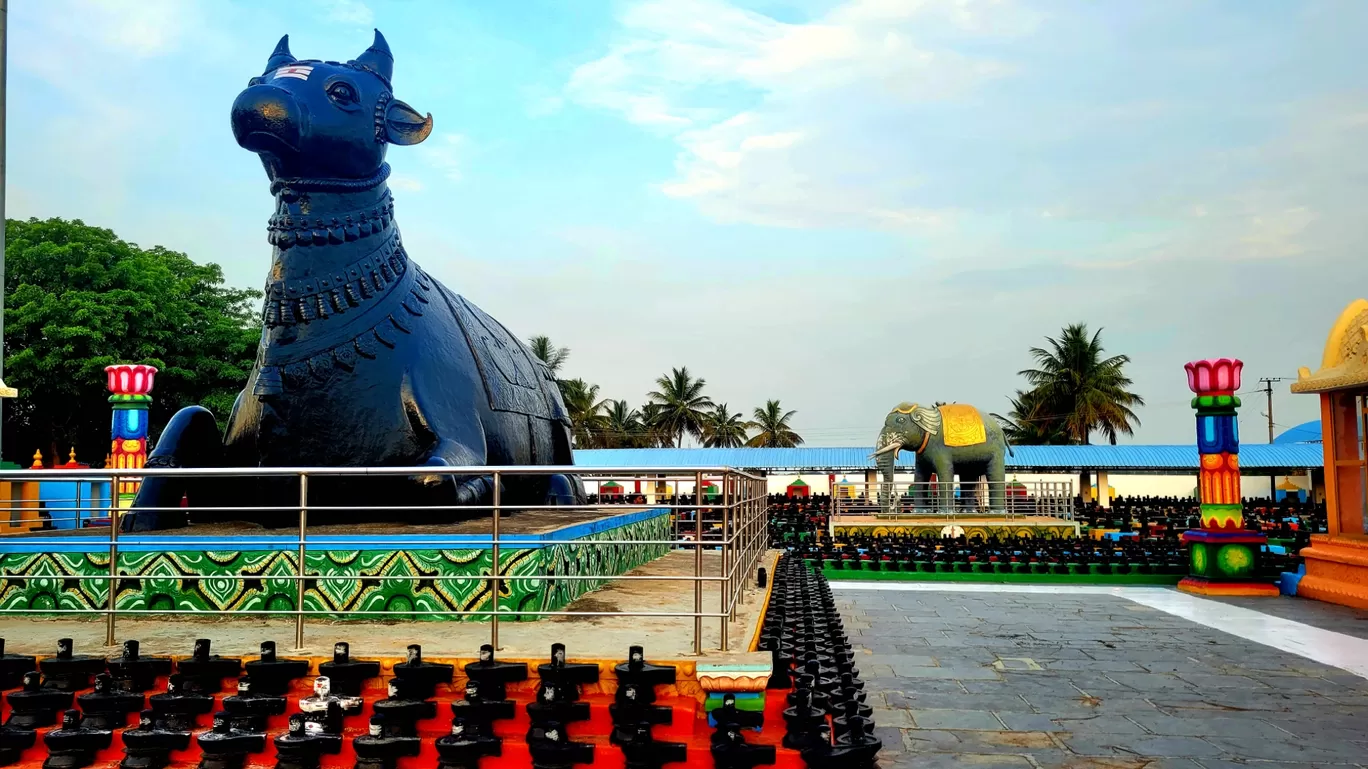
[601,399,646,449]
[638,402,674,448]
[647,367,714,448]
[702,404,750,448]
[1018,322,1144,497]
[558,378,606,447]
[991,388,1071,446]
[746,400,803,448]
[527,335,569,376]
[1019,323,1144,445]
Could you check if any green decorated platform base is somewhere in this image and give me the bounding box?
[0,508,669,620]
[817,564,1184,585]
[1178,530,1279,596]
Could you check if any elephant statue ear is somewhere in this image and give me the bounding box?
[911,405,942,436]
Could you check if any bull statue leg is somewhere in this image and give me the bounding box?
[544,420,584,506]
[418,438,498,506]
[124,405,225,532]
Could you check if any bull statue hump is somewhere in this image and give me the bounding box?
[123,31,583,531]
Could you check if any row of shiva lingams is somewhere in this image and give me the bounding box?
[0,599,879,769]
[750,555,881,768]
[0,638,688,769]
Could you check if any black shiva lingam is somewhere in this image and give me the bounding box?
[124,29,585,531]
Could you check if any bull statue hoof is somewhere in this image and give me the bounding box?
[871,402,1013,513]
[125,31,583,531]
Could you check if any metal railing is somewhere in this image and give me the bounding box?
[0,466,769,655]
[833,479,1075,520]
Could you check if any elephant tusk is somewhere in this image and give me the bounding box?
[870,443,901,458]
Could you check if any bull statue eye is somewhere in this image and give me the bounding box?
[327,81,358,105]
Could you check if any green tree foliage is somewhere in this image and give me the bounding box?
[702,403,750,448]
[991,388,1071,446]
[1017,323,1144,445]
[1012,323,1144,496]
[746,399,803,448]
[527,335,569,376]
[3,218,260,465]
[558,378,606,448]
[647,367,714,448]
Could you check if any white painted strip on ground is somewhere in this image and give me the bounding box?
[831,582,1368,679]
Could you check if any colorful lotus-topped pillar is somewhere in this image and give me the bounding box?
[1178,358,1276,596]
[106,364,157,510]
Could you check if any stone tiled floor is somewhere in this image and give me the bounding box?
[836,587,1368,768]
[1212,594,1368,640]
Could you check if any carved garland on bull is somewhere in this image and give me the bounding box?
[122,31,584,531]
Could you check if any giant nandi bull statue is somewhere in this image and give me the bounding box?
[124,31,582,531]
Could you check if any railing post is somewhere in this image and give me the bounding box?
[720,475,730,651]
[491,471,501,651]
[106,474,120,647]
[294,472,308,651]
[693,470,703,655]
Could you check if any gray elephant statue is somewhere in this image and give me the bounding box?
[872,402,1013,513]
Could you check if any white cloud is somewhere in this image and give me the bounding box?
[317,0,374,27]
[417,134,468,183]
[388,174,425,193]
[566,0,1016,231]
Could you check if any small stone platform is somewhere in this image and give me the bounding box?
[831,515,1081,539]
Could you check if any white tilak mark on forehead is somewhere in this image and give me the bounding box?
[274,65,314,81]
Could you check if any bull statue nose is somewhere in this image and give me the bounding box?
[231,84,303,154]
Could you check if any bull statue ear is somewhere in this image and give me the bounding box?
[384,99,433,145]
[352,29,394,84]
[264,35,296,75]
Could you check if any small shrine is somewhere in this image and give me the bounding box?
[1291,298,1368,608]
[785,478,810,498]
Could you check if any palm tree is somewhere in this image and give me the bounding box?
[746,400,803,448]
[702,404,750,448]
[1018,322,1145,497]
[991,389,1071,446]
[1019,323,1144,444]
[638,402,674,448]
[558,378,606,447]
[527,335,569,376]
[647,367,714,448]
[601,399,646,449]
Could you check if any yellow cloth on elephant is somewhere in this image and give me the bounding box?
[938,404,986,447]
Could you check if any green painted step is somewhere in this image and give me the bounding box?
[819,567,1184,586]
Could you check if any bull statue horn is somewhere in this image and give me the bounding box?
[264,35,296,75]
[351,29,394,83]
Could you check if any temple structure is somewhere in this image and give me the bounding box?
[1292,299,1368,608]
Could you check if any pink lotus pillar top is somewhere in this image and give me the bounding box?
[105,364,158,396]
[1184,358,1242,395]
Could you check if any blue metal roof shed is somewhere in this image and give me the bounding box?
[571,445,1323,474]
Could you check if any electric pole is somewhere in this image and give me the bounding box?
[1,0,9,463]
[1259,377,1287,501]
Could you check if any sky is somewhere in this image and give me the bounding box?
[8,0,1367,447]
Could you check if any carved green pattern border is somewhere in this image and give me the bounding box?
[0,513,669,622]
